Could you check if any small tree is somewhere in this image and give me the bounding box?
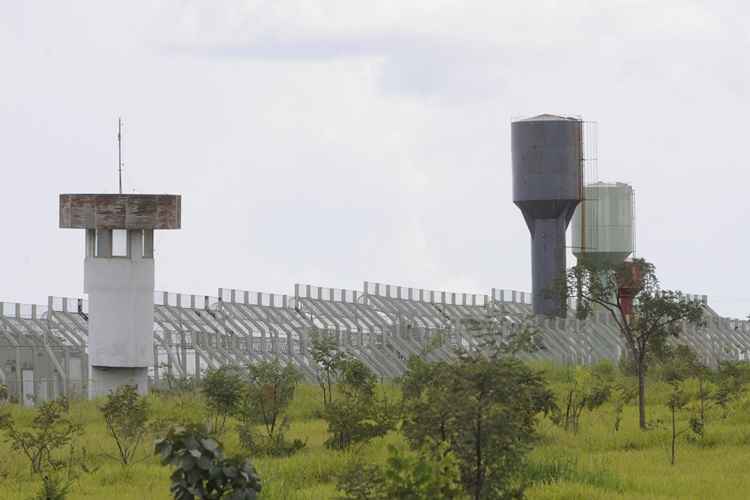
[99,385,149,465]
[309,330,348,407]
[658,344,712,432]
[401,352,554,499]
[401,357,455,444]
[551,365,611,433]
[0,397,82,475]
[658,346,709,464]
[666,382,691,465]
[563,258,705,429]
[0,384,8,404]
[323,358,395,450]
[711,361,749,417]
[237,359,305,456]
[608,381,636,433]
[201,366,245,435]
[155,425,261,500]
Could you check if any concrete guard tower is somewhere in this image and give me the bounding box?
[59,194,181,397]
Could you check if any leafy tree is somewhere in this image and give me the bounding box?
[551,365,611,433]
[309,330,348,407]
[401,357,455,444]
[657,344,713,431]
[336,441,468,500]
[0,397,82,475]
[99,385,149,465]
[323,358,395,450]
[201,367,244,435]
[237,359,305,457]
[401,352,554,500]
[155,425,261,500]
[654,346,708,463]
[562,258,705,429]
[712,361,750,417]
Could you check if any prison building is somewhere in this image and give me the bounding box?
[1,282,748,403]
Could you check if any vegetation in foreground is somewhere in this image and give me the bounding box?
[1,358,750,499]
[0,259,747,498]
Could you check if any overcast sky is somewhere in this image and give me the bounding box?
[1,1,748,318]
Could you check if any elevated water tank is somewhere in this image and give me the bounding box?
[572,182,634,267]
[512,114,583,316]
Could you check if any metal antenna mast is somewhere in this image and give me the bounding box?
[117,117,123,194]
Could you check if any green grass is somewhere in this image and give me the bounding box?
[2,374,750,499]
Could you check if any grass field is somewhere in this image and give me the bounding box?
[2,368,750,499]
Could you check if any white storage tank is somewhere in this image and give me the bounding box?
[572,182,634,267]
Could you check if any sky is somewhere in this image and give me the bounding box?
[0,1,748,318]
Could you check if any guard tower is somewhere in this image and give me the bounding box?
[59,194,181,397]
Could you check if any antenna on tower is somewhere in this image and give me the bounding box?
[117,117,124,194]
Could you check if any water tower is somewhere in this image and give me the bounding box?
[59,194,181,397]
[512,114,583,316]
[572,182,634,267]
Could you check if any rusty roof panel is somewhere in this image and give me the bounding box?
[59,194,181,230]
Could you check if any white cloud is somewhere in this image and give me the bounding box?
[0,0,748,318]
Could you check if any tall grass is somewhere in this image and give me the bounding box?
[1,367,750,499]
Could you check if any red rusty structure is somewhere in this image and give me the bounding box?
[617,261,642,316]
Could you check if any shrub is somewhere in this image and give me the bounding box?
[32,475,70,500]
[337,441,467,500]
[99,385,149,465]
[401,353,554,499]
[309,330,348,407]
[155,425,261,500]
[712,361,750,417]
[550,366,612,433]
[0,397,82,475]
[201,367,245,435]
[236,360,305,457]
[323,359,395,450]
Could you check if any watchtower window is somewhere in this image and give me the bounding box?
[112,230,128,257]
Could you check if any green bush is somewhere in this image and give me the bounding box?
[401,353,554,499]
[0,397,82,475]
[99,385,149,465]
[201,367,245,435]
[337,441,467,499]
[323,359,395,450]
[236,360,305,457]
[155,425,261,500]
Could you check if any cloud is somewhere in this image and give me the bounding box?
[0,0,749,319]
[151,0,736,102]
